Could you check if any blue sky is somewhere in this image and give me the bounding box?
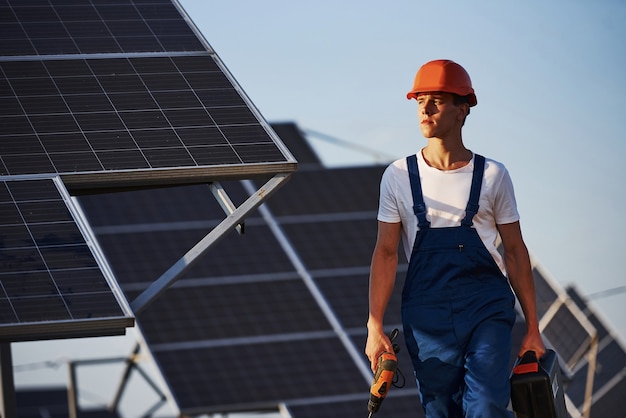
[178,0,626,340]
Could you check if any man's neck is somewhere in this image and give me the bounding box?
[422,139,472,171]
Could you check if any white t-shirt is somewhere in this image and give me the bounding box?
[377,151,520,275]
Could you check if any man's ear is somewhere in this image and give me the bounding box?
[457,103,470,121]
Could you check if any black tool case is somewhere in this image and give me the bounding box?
[510,349,568,418]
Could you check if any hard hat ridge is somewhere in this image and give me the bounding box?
[406,59,477,107]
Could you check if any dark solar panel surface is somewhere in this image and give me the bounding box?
[0,0,204,56]
[567,285,612,341]
[588,377,626,417]
[152,337,366,413]
[543,305,591,366]
[0,178,132,341]
[0,54,294,190]
[568,339,626,403]
[128,278,330,344]
[264,165,384,216]
[78,181,250,227]
[282,220,377,270]
[314,272,405,330]
[532,267,559,317]
[89,223,292,286]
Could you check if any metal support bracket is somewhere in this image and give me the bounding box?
[210,182,244,235]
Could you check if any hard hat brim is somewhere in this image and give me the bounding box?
[406,90,477,107]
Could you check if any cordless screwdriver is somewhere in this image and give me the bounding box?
[367,329,400,417]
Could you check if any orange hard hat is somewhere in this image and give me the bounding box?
[406,59,477,107]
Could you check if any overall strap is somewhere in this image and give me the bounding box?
[461,154,486,227]
[406,154,430,229]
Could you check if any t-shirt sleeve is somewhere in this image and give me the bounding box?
[377,165,402,223]
[493,167,520,225]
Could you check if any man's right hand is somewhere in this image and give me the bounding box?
[365,325,394,373]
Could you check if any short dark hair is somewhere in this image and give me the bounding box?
[452,94,471,124]
[453,93,471,106]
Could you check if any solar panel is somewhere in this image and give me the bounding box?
[0,177,133,342]
[1,0,296,193]
[0,54,295,192]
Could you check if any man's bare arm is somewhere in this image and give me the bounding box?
[366,221,402,371]
[498,221,546,358]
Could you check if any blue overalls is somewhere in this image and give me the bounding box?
[401,154,516,418]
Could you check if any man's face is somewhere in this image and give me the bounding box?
[416,92,467,139]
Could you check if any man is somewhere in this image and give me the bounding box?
[365,59,545,418]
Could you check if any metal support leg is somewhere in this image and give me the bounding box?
[110,344,141,411]
[0,343,16,418]
[68,361,78,418]
[210,182,244,235]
